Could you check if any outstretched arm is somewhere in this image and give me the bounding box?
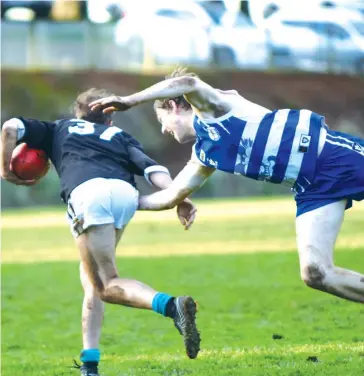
[89,76,231,115]
[138,161,215,211]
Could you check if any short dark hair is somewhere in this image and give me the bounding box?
[154,67,199,112]
[71,88,114,124]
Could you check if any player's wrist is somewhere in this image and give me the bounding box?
[1,169,19,183]
[0,160,11,177]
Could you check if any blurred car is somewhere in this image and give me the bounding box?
[208,11,269,69]
[114,0,269,70]
[264,6,364,74]
[1,0,53,21]
[113,0,212,67]
[194,0,269,69]
[263,19,327,72]
[86,0,125,23]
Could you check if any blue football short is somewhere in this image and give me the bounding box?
[295,130,364,217]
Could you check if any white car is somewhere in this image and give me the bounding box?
[113,0,269,71]
[264,18,327,72]
[113,0,211,68]
[208,11,269,69]
[264,6,364,74]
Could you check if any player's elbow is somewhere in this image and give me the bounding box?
[173,76,199,91]
[2,119,19,135]
[184,76,199,89]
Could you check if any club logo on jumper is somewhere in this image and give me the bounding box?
[352,143,364,156]
[207,127,221,141]
[207,158,218,168]
[298,134,311,153]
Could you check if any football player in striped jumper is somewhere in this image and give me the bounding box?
[90,68,364,304]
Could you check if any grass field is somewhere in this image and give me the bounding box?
[2,197,364,376]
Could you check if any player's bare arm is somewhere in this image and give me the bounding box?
[146,170,197,230]
[148,170,174,189]
[1,119,36,186]
[138,161,215,222]
[128,138,197,229]
[89,77,233,118]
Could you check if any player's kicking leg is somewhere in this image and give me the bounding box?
[296,200,364,302]
[75,224,200,376]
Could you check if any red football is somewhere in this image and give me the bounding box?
[10,143,49,180]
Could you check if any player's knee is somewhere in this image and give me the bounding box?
[98,290,108,302]
[99,283,125,304]
[97,277,123,304]
[93,285,105,300]
[94,281,111,302]
[301,262,327,290]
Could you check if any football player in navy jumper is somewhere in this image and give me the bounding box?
[1,88,201,376]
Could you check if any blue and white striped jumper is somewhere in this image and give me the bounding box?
[193,108,327,192]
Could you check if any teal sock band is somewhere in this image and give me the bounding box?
[152,292,173,316]
[80,348,100,363]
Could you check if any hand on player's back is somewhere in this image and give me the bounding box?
[177,199,197,230]
[1,169,36,186]
[89,96,132,114]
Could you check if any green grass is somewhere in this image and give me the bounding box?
[2,199,364,375]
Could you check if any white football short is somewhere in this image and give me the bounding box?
[66,178,139,237]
